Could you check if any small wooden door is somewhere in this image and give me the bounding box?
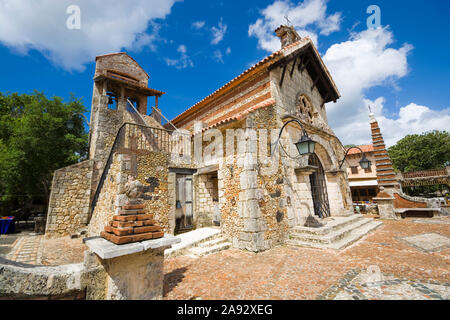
[175,174,193,233]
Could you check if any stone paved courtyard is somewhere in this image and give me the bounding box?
[1,216,449,299]
[162,216,449,300]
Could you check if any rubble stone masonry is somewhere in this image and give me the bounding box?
[45,160,94,238]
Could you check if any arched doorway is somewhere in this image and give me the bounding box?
[309,153,331,218]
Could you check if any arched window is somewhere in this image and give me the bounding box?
[106,91,118,110]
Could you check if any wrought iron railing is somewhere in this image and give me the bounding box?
[402,168,447,179]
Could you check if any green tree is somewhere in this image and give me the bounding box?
[0,91,88,217]
[388,130,450,173]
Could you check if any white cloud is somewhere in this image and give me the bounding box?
[322,27,449,147]
[213,50,224,63]
[192,21,206,30]
[248,0,341,52]
[364,99,450,147]
[177,44,187,54]
[164,44,193,69]
[226,47,231,55]
[211,18,227,45]
[0,0,179,71]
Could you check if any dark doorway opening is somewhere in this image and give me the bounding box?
[175,174,193,234]
[309,153,331,218]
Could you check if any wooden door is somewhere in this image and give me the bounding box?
[175,174,193,233]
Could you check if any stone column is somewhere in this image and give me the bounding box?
[84,235,180,300]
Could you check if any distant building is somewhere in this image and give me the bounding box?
[346,145,378,202]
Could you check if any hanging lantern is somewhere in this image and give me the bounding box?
[359,155,371,170]
[295,134,316,156]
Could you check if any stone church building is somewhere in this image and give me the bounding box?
[45,25,368,252]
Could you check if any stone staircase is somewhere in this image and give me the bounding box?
[185,235,232,258]
[286,215,383,250]
[164,227,231,258]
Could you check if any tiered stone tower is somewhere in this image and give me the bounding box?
[369,113,401,190]
[369,112,435,219]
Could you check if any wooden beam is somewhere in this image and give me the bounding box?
[311,75,319,91]
[300,57,310,73]
[268,44,310,71]
[290,57,297,77]
[279,64,287,87]
[307,51,336,102]
[321,93,330,108]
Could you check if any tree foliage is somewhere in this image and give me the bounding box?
[388,130,450,173]
[0,91,88,217]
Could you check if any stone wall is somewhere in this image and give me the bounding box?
[87,153,123,237]
[0,255,106,300]
[95,53,149,87]
[194,173,219,227]
[270,57,330,130]
[87,150,172,238]
[45,160,94,238]
[136,152,171,234]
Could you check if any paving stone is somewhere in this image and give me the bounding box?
[163,217,449,300]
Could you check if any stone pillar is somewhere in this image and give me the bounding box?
[84,235,180,300]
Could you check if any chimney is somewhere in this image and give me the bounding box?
[275,25,301,48]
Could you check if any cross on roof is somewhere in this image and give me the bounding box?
[284,15,292,26]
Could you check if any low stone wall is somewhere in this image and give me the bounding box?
[45,160,94,238]
[0,255,105,300]
[0,235,179,300]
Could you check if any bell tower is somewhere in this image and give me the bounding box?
[88,52,165,167]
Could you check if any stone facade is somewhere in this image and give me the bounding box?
[45,160,94,238]
[46,27,357,254]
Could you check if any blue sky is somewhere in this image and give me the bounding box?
[0,0,449,146]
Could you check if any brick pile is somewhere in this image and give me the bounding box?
[101,203,164,245]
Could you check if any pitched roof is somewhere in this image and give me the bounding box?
[347,144,374,155]
[170,37,325,126]
[95,52,150,79]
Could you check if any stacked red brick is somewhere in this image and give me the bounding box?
[369,115,401,189]
[101,203,164,245]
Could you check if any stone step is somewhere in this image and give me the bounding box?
[291,215,365,236]
[289,218,373,245]
[187,242,232,258]
[197,237,228,248]
[287,220,383,250]
[164,227,221,258]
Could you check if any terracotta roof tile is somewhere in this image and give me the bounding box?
[172,38,311,125]
[202,98,276,132]
[347,144,374,155]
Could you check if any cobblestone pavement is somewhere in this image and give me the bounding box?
[1,216,448,299]
[163,217,450,300]
[317,269,449,300]
[0,232,87,266]
[2,232,44,264]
